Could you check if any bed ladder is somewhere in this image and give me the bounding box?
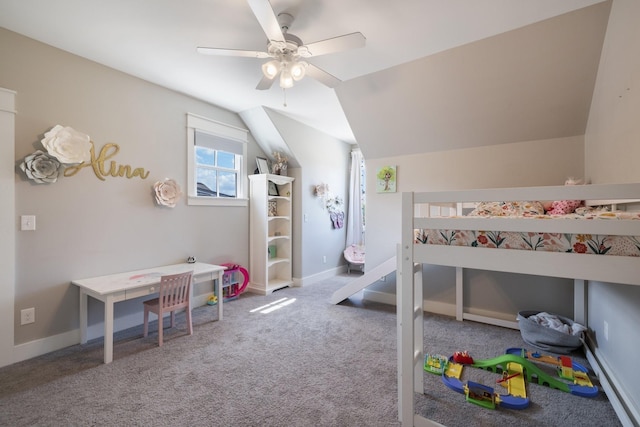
[330,256,397,304]
[399,193,447,427]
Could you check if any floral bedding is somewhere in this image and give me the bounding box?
[414,208,640,257]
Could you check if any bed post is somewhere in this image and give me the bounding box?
[399,192,416,424]
[574,279,587,326]
[455,267,463,321]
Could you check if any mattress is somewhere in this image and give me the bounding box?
[415,209,640,257]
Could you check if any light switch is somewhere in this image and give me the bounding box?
[21,215,36,231]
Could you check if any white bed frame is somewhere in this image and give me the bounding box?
[397,183,640,427]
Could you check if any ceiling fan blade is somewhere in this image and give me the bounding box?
[301,32,366,57]
[247,0,285,44]
[197,47,270,59]
[256,74,277,90]
[305,64,341,88]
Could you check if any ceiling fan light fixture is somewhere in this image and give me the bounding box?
[290,61,307,81]
[280,68,294,89]
[261,60,280,79]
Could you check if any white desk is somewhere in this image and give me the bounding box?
[72,262,225,364]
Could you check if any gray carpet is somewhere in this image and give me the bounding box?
[0,275,621,426]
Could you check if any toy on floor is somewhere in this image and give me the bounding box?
[505,348,597,397]
[453,350,474,365]
[437,348,599,409]
[220,263,249,301]
[207,295,218,305]
[424,354,449,375]
[442,354,530,410]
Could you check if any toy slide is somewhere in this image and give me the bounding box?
[472,353,598,398]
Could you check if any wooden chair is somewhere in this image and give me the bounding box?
[143,271,193,346]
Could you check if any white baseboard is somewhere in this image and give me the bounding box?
[13,328,80,364]
[11,295,215,365]
[585,339,638,427]
[363,289,456,317]
[363,289,517,324]
[293,265,348,287]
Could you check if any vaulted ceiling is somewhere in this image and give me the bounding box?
[0,0,610,155]
[338,1,611,158]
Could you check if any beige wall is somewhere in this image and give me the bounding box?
[1,28,262,347]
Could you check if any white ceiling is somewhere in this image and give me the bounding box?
[0,0,606,144]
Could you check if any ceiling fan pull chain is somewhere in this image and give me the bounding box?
[283,88,287,107]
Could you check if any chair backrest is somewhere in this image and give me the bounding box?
[158,271,193,310]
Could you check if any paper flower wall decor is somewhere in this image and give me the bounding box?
[41,125,92,164]
[314,183,329,197]
[153,178,182,207]
[19,125,92,184]
[19,150,62,183]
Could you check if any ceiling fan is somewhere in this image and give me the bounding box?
[197,0,366,90]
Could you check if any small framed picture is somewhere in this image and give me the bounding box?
[268,181,279,196]
[268,201,277,217]
[376,165,397,193]
[256,157,269,174]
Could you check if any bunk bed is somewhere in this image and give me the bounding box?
[397,182,640,426]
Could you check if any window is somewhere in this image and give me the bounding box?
[187,113,248,206]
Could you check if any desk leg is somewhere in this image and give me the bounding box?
[216,271,223,321]
[103,296,115,364]
[79,290,88,344]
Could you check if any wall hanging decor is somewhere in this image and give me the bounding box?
[63,142,150,181]
[19,150,62,184]
[19,125,150,183]
[153,178,182,208]
[376,165,396,193]
[314,183,345,228]
[19,125,92,184]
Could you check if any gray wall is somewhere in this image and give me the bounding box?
[1,28,263,345]
[361,137,584,321]
[263,108,351,281]
[584,0,640,414]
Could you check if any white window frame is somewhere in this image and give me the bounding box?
[187,113,248,207]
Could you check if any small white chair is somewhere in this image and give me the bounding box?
[143,271,193,346]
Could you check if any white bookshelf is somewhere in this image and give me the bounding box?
[248,174,294,294]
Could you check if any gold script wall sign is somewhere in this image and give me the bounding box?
[64,142,150,181]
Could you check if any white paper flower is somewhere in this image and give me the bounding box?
[19,150,62,183]
[153,179,182,207]
[41,125,92,164]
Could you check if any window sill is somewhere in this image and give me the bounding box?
[187,196,248,207]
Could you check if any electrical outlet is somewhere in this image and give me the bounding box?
[603,320,609,341]
[322,255,327,263]
[21,308,35,325]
